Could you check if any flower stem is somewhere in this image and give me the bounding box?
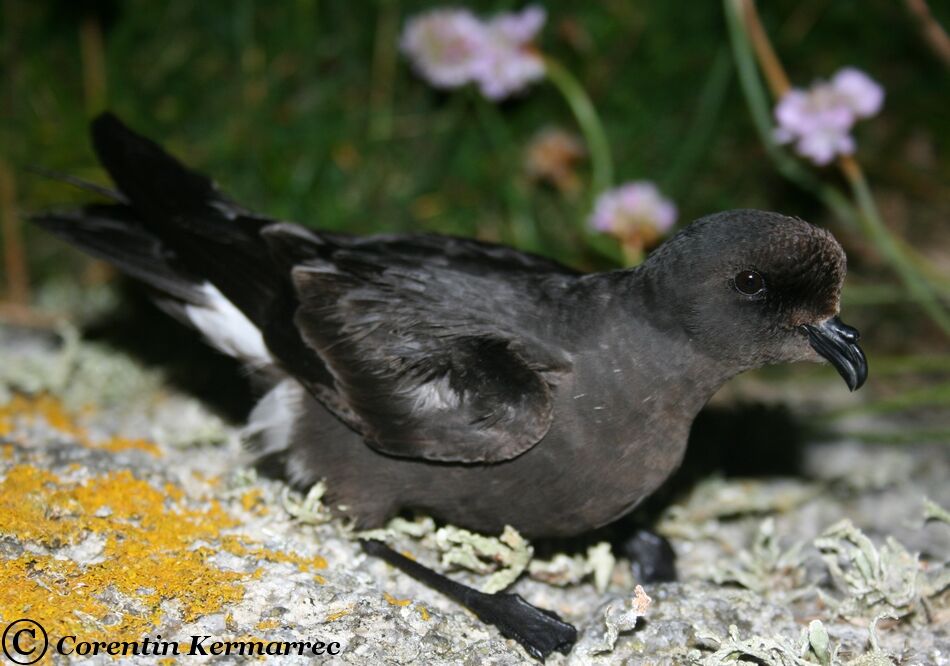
[904,0,950,70]
[740,0,790,97]
[839,156,950,334]
[79,13,108,115]
[621,239,644,266]
[368,0,399,142]
[543,57,613,197]
[471,94,541,252]
[0,160,30,305]
[543,57,625,264]
[664,48,733,197]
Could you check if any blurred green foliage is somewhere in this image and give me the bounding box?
[1,0,948,347]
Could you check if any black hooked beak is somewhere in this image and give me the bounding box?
[800,316,868,391]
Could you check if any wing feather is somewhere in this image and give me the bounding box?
[290,252,571,463]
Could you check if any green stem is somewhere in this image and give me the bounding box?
[543,57,624,264]
[543,57,614,197]
[664,48,733,197]
[472,94,540,252]
[843,164,950,334]
[368,0,399,142]
[894,237,950,295]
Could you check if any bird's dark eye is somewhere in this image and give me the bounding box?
[734,270,765,295]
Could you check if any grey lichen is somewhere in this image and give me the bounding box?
[282,480,335,526]
[691,616,900,666]
[434,524,533,593]
[806,619,833,666]
[814,519,922,619]
[528,542,616,593]
[693,623,817,666]
[359,518,533,593]
[705,517,806,594]
[658,477,818,540]
[924,498,950,527]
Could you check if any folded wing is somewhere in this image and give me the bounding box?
[284,237,573,463]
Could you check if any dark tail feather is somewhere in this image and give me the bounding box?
[32,113,337,389]
[90,113,232,220]
[25,165,128,203]
[31,204,207,305]
[86,113,282,323]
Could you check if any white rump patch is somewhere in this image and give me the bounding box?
[243,379,302,454]
[182,283,273,367]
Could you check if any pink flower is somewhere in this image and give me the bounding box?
[400,8,487,89]
[473,6,547,100]
[773,85,856,165]
[589,182,677,246]
[773,67,884,166]
[400,6,547,100]
[488,5,547,44]
[831,67,884,118]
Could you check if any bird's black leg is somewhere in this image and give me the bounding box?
[615,527,677,583]
[361,539,577,661]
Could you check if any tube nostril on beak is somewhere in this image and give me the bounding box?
[828,315,860,343]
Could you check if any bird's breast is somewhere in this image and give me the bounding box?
[505,350,700,535]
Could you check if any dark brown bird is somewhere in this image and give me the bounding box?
[34,114,867,660]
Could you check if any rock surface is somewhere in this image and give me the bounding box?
[0,323,947,665]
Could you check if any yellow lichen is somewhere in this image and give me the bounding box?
[163,482,185,503]
[0,394,333,651]
[194,471,222,488]
[96,435,162,457]
[255,619,280,631]
[0,394,90,442]
[219,535,327,574]
[416,605,431,621]
[383,592,411,607]
[0,395,162,457]
[0,464,330,649]
[223,635,271,661]
[0,465,245,646]
[324,608,352,622]
[240,488,268,515]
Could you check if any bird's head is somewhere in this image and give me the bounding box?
[641,209,867,390]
